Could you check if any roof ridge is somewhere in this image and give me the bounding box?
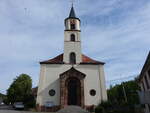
[40,53,105,65]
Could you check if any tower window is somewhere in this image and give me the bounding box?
[71,24,76,30]
[71,34,75,41]
[70,52,76,64]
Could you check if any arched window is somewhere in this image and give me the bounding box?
[71,24,76,30]
[71,34,75,41]
[70,52,76,64]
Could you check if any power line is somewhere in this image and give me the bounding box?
[106,74,138,83]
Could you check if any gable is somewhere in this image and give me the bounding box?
[40,53,105,65]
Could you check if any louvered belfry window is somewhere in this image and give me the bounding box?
[70,52,76,64]
[71,34,75,41]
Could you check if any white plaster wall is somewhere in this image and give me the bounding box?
[76,65,103,105]
[64,31,81,42]
[64,42,82,63]
[63,30,82,63]
[36,65,47,105]
[99,65,108,101]
[36,64,107,106]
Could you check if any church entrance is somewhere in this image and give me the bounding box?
[60,67,86,108]
[67,78,81,106]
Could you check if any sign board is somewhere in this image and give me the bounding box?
[45,101,54,107]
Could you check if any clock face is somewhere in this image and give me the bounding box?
[70,19,75,24]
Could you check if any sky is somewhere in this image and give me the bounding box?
[0,0,150,94]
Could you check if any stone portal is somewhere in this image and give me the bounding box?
[60,67,86,108]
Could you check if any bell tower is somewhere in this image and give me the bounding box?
[63,6,82,64]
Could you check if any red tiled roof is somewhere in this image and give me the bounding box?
[40,53,105,65]
[40,54,64,64]
[81,54,104,64]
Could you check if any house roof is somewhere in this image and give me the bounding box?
[138,51,150,81]
[40,53,105,65]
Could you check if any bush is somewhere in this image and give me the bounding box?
[95,100,137,113]
[24,94,36,108]
[100,101,112,109]
[95,106,104,113]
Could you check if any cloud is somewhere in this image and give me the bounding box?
[0,0,150,93]
[81,1,150,86]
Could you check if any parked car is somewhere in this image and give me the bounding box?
[0,102,4,106]
[13,102,24,109]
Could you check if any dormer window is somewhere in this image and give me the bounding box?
[71,34,75,41]
[70,52,76,64]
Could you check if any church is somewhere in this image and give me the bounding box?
[36,6,107,112]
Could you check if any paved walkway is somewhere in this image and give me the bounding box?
[0,110,54,113]
[0,105,90,113]
[57,106,89,113]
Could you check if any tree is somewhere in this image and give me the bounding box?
[107,80,140,105]
[0,93,5,99]
[7,74,32,105]
[95,80,141,113]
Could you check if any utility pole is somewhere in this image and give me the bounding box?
[122,82,128,103]
[121,75,128,103]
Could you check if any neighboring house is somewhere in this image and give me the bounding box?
[138,51,150,113]
[32,87,38,99]
[36,6,107,112]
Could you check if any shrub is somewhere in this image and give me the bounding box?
[24,94,36,108]
[95,106,104,113]
[100,101,112,109]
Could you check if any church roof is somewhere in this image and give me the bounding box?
[40,54,105,65]
[69,6,76,18]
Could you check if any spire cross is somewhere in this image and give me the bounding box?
[70,0,75,7]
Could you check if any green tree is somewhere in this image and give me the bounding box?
[95,80,141,113]
[7,74,32,105]
[107,80,140,105]
[0,93,6,99]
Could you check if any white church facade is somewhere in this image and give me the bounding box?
[36,6,107,112]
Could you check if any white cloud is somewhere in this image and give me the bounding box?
[0,0,150,93]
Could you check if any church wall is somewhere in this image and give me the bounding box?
[99,65,108,101]
[36,64,107,107]
[37,64,70,106]
[64,42,82,63]
[76,65,106,105]
[36,65,46,106]
[64,31,81,41]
